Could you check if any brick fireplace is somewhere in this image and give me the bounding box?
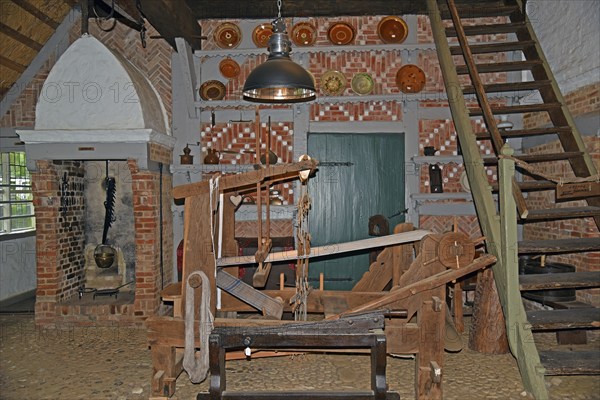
[18,35,175,327]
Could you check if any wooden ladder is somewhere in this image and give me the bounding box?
[427,0,600,398]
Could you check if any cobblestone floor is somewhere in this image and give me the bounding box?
[0,314,598,399]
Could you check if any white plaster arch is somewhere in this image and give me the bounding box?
[35,34,170,135]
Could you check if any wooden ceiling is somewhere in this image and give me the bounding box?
[0,0,77,98]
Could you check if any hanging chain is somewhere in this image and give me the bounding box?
[277,0,282,18]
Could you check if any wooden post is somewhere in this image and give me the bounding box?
[468,268,509,354]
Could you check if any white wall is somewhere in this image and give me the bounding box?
[528,0,600,94]
[0,233,36,302]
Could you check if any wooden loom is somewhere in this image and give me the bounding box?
[146,158,497,399]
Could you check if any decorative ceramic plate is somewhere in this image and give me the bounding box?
[396,64,426,93]
[327,22,355,45]
[291,22,317,46]
[377,16,408,44]
[320,70,346,96]
[199,80,226,101]
[351,73,374,95]
[219,58,240,79]
[214,22,242,49]
[252,23,273,48]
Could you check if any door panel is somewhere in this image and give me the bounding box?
[306,133,405,290]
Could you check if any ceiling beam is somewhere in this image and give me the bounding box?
[186,0,426,20]
[0,55,27,73]
[137,0,202,50]
[0,22,43,51]
[11,0,60,29]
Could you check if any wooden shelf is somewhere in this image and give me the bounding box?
[412,155,464,165]
[170,164,255,174]
[194,43,437,58]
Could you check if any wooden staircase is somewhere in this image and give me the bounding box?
[426,0,600,398]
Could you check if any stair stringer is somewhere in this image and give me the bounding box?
[426,0,548,398]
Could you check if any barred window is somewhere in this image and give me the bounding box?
[0,152,35,234]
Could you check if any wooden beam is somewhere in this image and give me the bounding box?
[331,254,497,319]
[0,22,43,51]
[217,229,431,266]
[12,0,60,29]
[0,56,26,73]
[185,0,427,19]
[137,0,202,50]
[174,37,198,119]
[173,159,318,199]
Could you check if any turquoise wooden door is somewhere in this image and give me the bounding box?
[306,132,405,290]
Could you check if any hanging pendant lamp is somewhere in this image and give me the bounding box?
[242,1,316,103]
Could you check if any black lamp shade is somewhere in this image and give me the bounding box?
[243,54,316,103]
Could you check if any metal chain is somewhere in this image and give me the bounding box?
[277,0,282,18]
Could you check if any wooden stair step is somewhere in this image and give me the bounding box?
[463,80,551,95]
[469,102,563,116]
[518,238,600,254]
[523,206,600,222]
[483,151,583,164]
[440,4,520,20]
[446,22,527,37]
[527,308,600,331]
[450,40,536,55]
[520,271,600,291]
[539,350,600,375]
[456,60,543,74]
[492,180,556,192]
[476,126,572,140]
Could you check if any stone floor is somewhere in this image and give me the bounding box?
[0,314,598,399]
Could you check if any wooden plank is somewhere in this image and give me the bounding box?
[392,223,415,287]
[556,181,600,201]
[446,22,527,36]
[518,238,600,254]
[439,3,519,19]
[450,40,535,55]
[524,206,600,221]
[483,151,583,164]
[540,351,600,375]
[491,180,556,192]
[519,271,600,291]
[462,80,551,95]
[527,308,600,331]
[322,294,349,318]
[456,60,543,74]
[217,229,430,266]
[469,102,563,116]
[173,159,318,199]
[217,270,283,319]
[476,127,571,140]
[332,254,497,318]
[136,0,203,50]
[12,0,60,29]
[352,248,393,292]
[219,289,389,314]
[0,55,26,73]
[0,22,43,51]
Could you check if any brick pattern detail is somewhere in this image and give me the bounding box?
[419,215,482,239]
[236,219,293,238]
[311,101,401,122]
